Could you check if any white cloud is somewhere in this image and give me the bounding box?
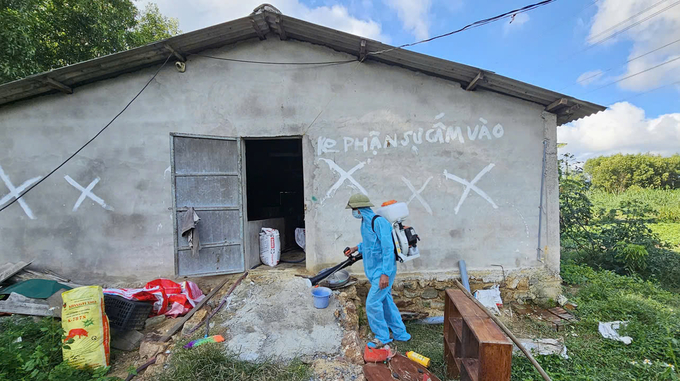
[138,0,388,41]
[384,0,432,40]
[576,69,605,86]
[503,12,530,34]
[558,102,680,160]
[588,0,680,92]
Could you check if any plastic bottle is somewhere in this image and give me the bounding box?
[406,351,431,367]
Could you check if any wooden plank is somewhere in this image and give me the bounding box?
[464,316,513,345]
[364,354,441,381]
[250,18,266,40]
[164,44,186,62]
[479,342,512,381]
[159,274,240,342]
[0,261,33,285]
[545,97,569,112]
[446,289,487,318]
[359,39,367,61]
[461,358,480,381]
[275,16,287,40]
[466,71,484,91]
[44,77,73,94]
[547,307,577,322]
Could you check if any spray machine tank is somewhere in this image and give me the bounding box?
[375,201,421,262]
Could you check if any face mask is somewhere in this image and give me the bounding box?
[352,210,362,219]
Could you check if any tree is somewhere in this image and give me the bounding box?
[0,1,180,84]
[584,153,680,192]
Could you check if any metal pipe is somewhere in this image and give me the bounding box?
[458,260,471,292]
[308,254,362,286]
[537,139,548,261]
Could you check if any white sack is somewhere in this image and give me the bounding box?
[295,228,306,251]
[259,228,280,267]
[473,285,503,315]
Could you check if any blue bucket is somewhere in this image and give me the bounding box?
[311,287,332,309]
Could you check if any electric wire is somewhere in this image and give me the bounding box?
[581,55,680,95]
[610,79,680,104]
[367,0,557,56]
[0,55,173,216]
[560,0,680,62]
[558,37,680,91]
[587,0,670,41]
[191,52,355,65]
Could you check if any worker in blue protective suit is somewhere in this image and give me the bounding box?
[344,194,411,347]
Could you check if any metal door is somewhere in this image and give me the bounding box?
[171,134,244,276]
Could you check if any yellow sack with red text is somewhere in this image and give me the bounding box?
[61,286,110,368]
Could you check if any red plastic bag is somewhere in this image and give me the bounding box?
[103,279,204,317]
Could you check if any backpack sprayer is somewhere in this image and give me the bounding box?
[307,201,421,286]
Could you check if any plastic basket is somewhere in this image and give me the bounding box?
[104,294,153,331]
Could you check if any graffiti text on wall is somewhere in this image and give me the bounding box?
[317,115,505,156]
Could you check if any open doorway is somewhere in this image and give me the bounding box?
[244,138,305,267]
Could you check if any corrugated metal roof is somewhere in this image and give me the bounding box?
[0,10,605,124]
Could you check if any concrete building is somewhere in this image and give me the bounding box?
[0,9,604,296]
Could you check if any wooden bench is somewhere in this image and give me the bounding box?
[444,289,512,381]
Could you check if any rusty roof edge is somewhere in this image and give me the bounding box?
[0,10,606,124]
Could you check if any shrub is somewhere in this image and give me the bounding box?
[0,316,114,381]
[584,153,680,192]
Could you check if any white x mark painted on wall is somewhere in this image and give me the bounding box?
[0,164,42,219]
[319,158,368,203]
[402,176,433,215]
[444,164,498,214]
[0,166,42,220]
[64,176,114,212]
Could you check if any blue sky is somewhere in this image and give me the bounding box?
[142,0,680,160]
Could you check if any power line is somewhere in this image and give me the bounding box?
[611,79,680,104]
[191,53,355,65]
[367,0,558,56]
[582,55,680,95]
[0,55,173,216]
[559,37,680,91]
[533,0,680,74]
[571,0,680,58]
[588,0,669,41]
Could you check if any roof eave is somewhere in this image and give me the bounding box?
[0,11,606,124]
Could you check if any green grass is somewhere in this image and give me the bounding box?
[512,263,680,381]
[401,322,449,380]
[589,188,680,223]
[405,264,680,381]
[651,223,680,252]
[157,343,311,381]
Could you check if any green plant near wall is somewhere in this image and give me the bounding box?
[0,317,116,381]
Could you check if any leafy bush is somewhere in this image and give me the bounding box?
[0,316,114,381]
[584,153,680,192]
[559,155,680,291]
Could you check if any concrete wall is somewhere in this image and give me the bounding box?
[0,36,559,287]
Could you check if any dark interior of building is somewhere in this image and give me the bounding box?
[245,138,304,258]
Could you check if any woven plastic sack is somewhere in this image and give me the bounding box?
[61,286,110,368]
[295,228,306,251]
[259,228,281,267]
